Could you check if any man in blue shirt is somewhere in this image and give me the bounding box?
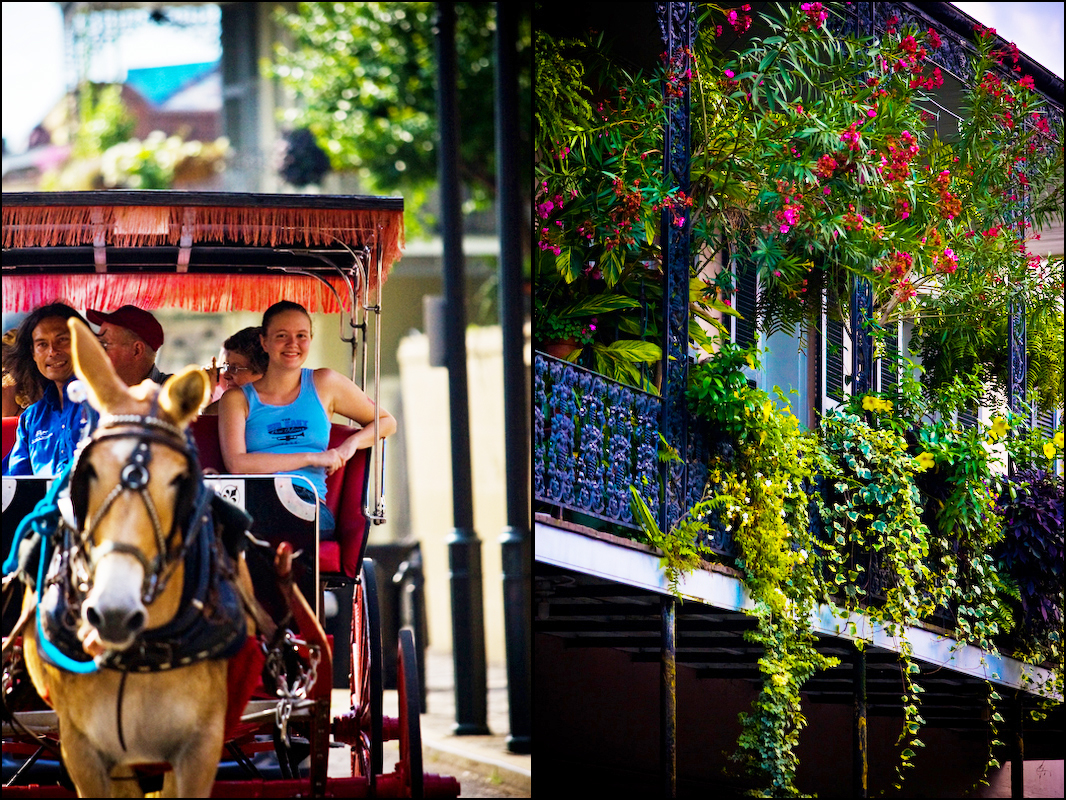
[3,306,93,477]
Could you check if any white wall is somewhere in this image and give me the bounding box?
[398,326,511,666]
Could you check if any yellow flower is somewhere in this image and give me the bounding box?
[862,395,893,414]
[745,354,756,370]
[1055,430,1064,449]
[762,400,773,424]
[913,452,935,472]
[990,416,1009,439]
[1043,441,1057,460]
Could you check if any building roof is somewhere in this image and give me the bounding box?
[125,60,219,107]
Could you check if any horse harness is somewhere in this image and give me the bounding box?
[38,399,247,674]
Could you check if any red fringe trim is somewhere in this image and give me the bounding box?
[2,202,404,277]
[3,274,350,314]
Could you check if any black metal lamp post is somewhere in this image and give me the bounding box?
[435,1,489,736]
[494,0,531,754]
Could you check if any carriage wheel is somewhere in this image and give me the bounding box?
[397,627,424,799]
[350,558,384,782]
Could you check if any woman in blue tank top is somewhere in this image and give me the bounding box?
[218,301,397,539]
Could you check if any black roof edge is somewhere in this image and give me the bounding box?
[0,190,404,212]
[917,2,1064,109]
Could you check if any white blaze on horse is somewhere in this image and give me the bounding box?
[21,317,249,798]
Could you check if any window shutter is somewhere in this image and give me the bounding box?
[957,405,978,430]
[879,325,900,393]
[1035,406,1058,438]
[826,318,845,403]
[734,264,758,350]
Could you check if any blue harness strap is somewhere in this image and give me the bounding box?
[1,465,99,673]
[36,531,99,674]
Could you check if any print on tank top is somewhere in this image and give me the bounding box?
[267,418,310,444]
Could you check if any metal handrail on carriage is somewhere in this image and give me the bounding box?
[1,191,457,798]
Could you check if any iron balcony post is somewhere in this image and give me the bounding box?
[853,646,868,798]
[851,276,874,398]
[661,595,677,799]
[655,2,695,536]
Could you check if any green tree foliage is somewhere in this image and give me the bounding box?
[71,83,135,160]
[269,2,531,233]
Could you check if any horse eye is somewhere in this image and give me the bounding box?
[169,474,188,487]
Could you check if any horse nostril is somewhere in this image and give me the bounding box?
[84,603,146,644]
[126,609,146,634]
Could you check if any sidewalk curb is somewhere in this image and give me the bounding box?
[421,737,531,795]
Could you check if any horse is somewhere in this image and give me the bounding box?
[19,317,250,797]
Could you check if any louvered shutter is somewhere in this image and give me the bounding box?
[957,405,978,430]
[734,264,758,350]
[825,318,845,404]
[878,324,900,394]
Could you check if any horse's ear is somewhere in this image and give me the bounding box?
[68,317,128,413]
[158,367,210,429]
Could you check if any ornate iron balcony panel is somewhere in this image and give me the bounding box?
[534,352,662,531]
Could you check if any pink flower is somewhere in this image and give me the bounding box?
[840,122,862,152]
[725,68,735,79]
[867,108,877,118]
[799,2,828,30]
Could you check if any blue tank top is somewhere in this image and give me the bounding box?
[242,368,330,503]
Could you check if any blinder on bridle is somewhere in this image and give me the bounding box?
[64,400,203,606]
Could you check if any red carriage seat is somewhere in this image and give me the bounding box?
[1,416,15,460]
[189,416,371,579]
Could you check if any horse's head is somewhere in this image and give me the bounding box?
[66,317,209,654]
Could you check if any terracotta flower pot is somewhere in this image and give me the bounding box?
[541,339,580,359]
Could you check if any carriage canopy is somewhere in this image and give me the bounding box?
[2,191,404,314]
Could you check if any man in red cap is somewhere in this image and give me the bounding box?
[87,305,173,387]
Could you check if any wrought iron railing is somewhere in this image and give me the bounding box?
[533,352,661,531]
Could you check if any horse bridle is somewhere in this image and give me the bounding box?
[65,406,203,607]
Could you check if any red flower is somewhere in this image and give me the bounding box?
[815,154,837,180]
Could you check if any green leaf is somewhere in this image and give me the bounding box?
[629,485,661,540]
[706,297,742,318]
[557,246,579,283]
[602,340,662,362]
[560,294,642,317]
[600,246,624,286]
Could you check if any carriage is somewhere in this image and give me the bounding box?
[1,191,459,797]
